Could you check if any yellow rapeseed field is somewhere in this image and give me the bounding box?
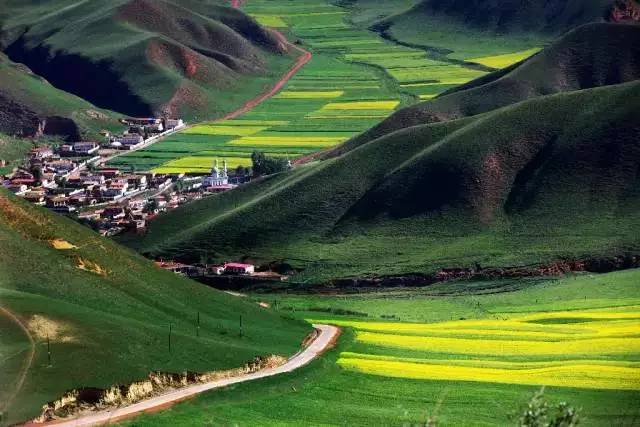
[274,91,345,99]
[337,358,640,391]
[251,14,288,28]
[356,331,639,356]
[321,101,400,111]
[184,125,269,136]
[469,48,542,69]
[229,136,347,147]
[328,308,640,390]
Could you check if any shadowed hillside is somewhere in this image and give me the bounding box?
[0,53,120,140]
[381,0,637,35]
[0,0,290,119]
[0,190,309,424]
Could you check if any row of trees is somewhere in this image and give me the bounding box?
[251,151,290,176]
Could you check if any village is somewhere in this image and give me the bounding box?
[0,117,252,238]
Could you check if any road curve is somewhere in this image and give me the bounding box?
[45,324,339,427]
[217,0,313,122]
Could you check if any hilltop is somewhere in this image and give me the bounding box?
[0,0,291,120]
[126,23,640,284]
[0,190,309,424]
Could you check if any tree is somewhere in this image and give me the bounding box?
[251,151,289,177]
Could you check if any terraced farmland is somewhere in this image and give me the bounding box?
[110,0,541,174]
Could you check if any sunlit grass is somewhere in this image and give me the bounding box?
[469,47,542,68]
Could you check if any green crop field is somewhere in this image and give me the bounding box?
[120,270,640,426]
[110,0,541,174]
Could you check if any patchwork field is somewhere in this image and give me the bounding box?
[120,271,640,426]
[110,0,541,174]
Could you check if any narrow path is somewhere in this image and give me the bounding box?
[217,0,312,121]
[44,324,339,427]
[0,305,35,413]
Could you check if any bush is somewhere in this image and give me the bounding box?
[519,387,579,427]
[251,151,289,176]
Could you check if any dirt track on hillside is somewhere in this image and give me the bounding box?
[216,0,312,121]
[39,324,339,427]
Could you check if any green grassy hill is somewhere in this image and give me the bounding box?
[0,0,291,120]
[366,0,639,78]
[0,190,309,425]
[124,78,640,283]
[387,0,621,35]
[0,53,120,140]
[333,22,640,156]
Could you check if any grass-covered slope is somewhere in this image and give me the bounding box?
[0,0,290,120]
[0,53,120,140]
[125,79,640,282]
[388,0,622,35]
[0,190,309,425]
[334,23,640,156]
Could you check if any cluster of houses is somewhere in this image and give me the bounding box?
[2,115,260,240]
[155,261,256,277]
[108,118,184,151]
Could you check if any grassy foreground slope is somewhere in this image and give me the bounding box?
[0,190,309,424]
[127,77,640,283]
[121,271,640,426]
[0,0,291,120]
[0,53,120,140]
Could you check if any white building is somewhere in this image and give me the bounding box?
[203,159,229,187]
[165,119,184,129]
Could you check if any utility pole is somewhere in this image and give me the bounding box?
[47,334,51,366]
[239,315,243,338]
[197,312,200,337]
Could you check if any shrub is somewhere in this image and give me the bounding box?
[519,387,579,427]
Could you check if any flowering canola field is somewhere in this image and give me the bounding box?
[327,308,640,391]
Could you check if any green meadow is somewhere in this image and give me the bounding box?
[111,0,541,174]
[120,270,640,426]
[0,191,309,425]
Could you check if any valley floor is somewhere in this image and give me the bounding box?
[109,0,541,173]
[118,270,640,426]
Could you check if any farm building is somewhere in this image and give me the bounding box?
[224,263,255,275]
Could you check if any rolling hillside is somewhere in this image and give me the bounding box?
[125,79,640,283]
[0,190,309,425]
[0,0,292,120]
[0,53,120,140]
[330,22,640,157]
[385,0,628,35]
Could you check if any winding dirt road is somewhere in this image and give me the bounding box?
[218,0,313,121]
[44,324,339,427]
